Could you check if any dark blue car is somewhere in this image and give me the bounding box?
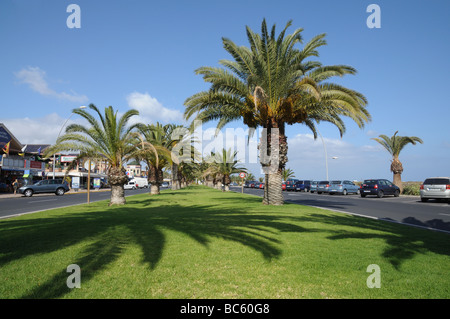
[294,180,312,192]
[360,179,400,198]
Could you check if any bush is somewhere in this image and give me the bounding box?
[402,183,420,195]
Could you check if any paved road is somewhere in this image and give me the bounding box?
[232,187,450,233]
[0,188,152,219]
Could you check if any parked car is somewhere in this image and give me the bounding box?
[420,177,450,202]
[124,181,138,190]
[317,181,330,194]
[294,180,312,192]
[360,179,400,198]
[254,182,261,188]
[309,181,318,193]
[282,181,286,191]
[245,180,257,188]
[285,179,299,191]
[18,179,70,197]
[328,180,360,195]
[259,182,265,189]
[161,182,169,188]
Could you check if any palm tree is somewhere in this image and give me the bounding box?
[184,19,370,205]
[44,104,140,205]
[371,131,423,192]
[137,122,176,195]
[282,168,295,181]
[202,149,247,191]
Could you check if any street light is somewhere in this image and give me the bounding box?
[317,129,329,180]
[53,106,86,179]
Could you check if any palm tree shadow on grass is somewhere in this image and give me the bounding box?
[297,213,450,270]
[2,194,448,298]
[0,200,311,298]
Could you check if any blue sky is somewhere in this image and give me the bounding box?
[1,0,449,181]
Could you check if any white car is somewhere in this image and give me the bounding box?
[420,177,450,202]
[124,181,137,190]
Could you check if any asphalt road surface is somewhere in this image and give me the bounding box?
[232,186,450,234]
[0,187,152,219]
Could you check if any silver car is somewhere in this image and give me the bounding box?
[328,180,360,195]
[420,177,450,202]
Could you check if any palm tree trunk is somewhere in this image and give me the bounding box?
[110,184,126,205]
[391,156,404,193]
[148,165,160,195]
[393,173,403,193]
[268,171,284,205]
[262,122,286,206]
[263,173,269,205]
[171,163,180,190]
[108,166,128,206]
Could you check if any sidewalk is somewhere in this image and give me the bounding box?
[0,188,111,199]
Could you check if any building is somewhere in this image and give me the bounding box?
[1,123,109,191]
[0,124,49,188]
[126,161,142,178]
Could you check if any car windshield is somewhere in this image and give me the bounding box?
[363,180,378,185]
[319,181,329,185]
[424,178,450,185]
[331,181,342,184]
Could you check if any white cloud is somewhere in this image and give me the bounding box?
[2,113,87,145]
[126,91,183,124]
[14,66,88,103]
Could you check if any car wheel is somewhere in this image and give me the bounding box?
[343,189,348,196]
[56,188,65,196]
[377,190,384,198]
[317,192,322,194]
[360,194,366,198]
[420,197,428,202]
[24,189,33,197]
[394,190,400,197]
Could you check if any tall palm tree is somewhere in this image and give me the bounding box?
[184,19,370,205]
[43,104,140,205]
[371,131,423,192]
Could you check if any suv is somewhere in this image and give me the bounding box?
[420,177,450,202]
[18,179,70,197]
[360,179,400,198]
[294,180,312,192]
[285,179,299,191]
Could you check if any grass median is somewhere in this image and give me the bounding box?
[0,185,448,298]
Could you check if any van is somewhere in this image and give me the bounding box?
[131,177,149,189]
[124,181,138,190]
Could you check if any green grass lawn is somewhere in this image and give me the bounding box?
[0,185,449,299]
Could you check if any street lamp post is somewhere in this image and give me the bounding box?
[317,130,329,181]
[52,106,86,179]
